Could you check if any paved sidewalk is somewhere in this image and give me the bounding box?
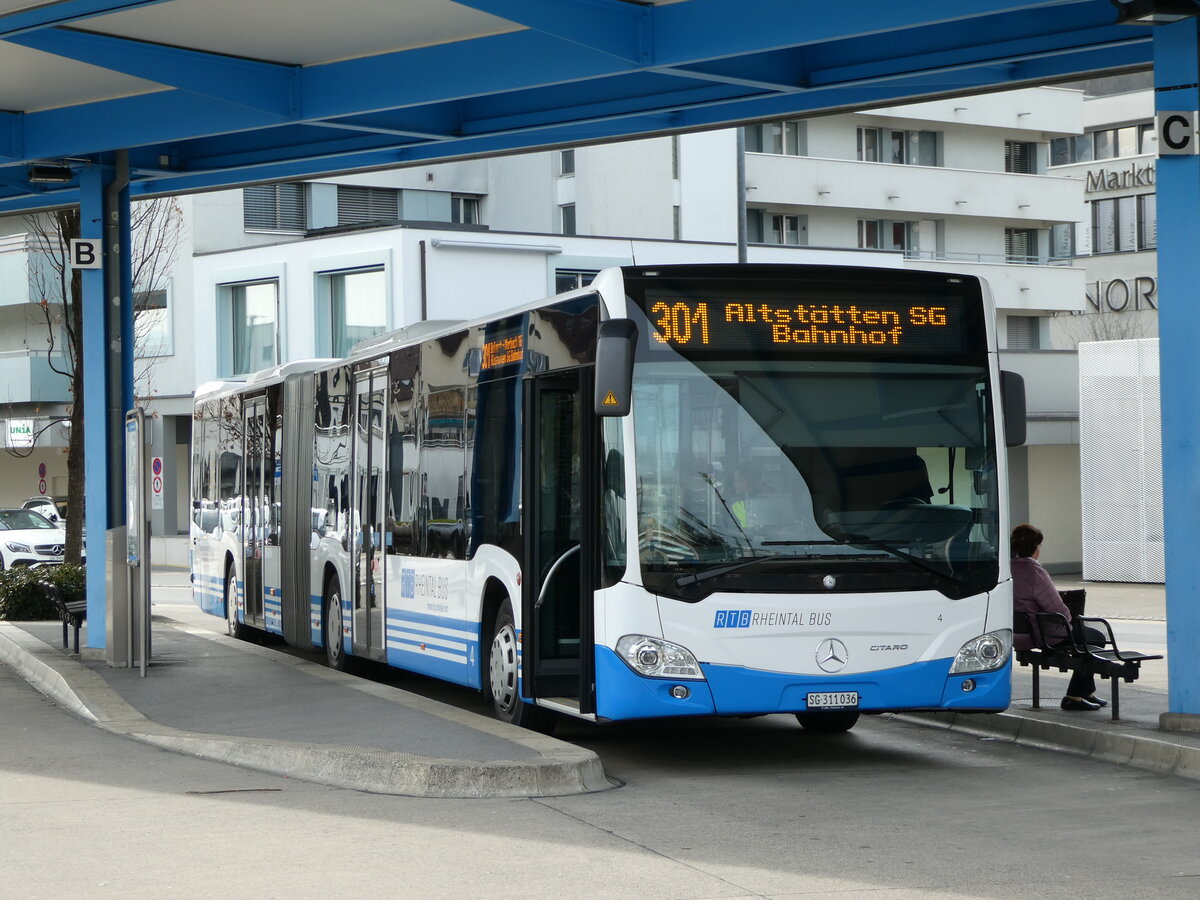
[0,569,611,799]
[900,576,1200,781]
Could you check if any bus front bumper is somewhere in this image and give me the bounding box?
[593,646,1011,721]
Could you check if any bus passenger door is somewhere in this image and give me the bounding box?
[523,369,597,715]
[241,395,268,628]
[352,368,388,662]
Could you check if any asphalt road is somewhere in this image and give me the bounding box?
[4,649,1199,899]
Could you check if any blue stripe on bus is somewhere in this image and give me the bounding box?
[385,645,478,687]
[593,646,1011,720]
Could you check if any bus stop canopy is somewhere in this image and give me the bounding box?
[0,0,1159,213]
[9,0,1200,722]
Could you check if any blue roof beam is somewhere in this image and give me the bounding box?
[5,27,297,118]
[0,0,172,38]
[308,109,463,142]
[450,0,651,63]
[650,0,1104,64]
[807,26,1149,89]
[0,112,18,162]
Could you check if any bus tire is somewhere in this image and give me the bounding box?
[224,564,245,640]
[324,577,348,671]
[795,710,860,733]
[486,599,554,733]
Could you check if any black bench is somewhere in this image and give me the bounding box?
[38,581,87,655]
[1014,610,1161,721]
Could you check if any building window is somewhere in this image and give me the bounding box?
[671,136,680,178]
[857,128,938,166]
[1050,223,1076,260]
[134,287,172,357]
[673,205,681,241]
[451,195,481,225]
[1007,316,1040,350]
[560,204,576,236]
[227,281,279,376]
[1005,141,1037,174]
[1091,196,1138,253]
[857,219,914,252]
[555,269,598,293]
[560,149,575,176]
[243,184,307,232]
[745,120,807,156]
[1050,124,1153,166]
[1138,193,1157,250]
[1005,228,1039,264]
[336,186,399,225]
[749,210,807,245]
[324,268,387,358]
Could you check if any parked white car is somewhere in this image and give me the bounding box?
[0,508,77,569]
[22,496,69,528]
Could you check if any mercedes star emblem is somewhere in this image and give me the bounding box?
[816,638,849,673]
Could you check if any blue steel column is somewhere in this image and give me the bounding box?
[1154,21,1200,720]
[79,166,111,646]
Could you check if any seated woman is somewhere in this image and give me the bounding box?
[1011,523,1106,711]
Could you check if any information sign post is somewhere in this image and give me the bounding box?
[124,409,151,676]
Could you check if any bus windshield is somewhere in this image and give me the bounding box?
[632,355,1000,600]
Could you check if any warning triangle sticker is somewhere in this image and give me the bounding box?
[602,390,619,406]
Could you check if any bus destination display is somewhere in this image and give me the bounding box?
[644,294,967,354]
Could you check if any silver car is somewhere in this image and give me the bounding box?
[0,508,77,569]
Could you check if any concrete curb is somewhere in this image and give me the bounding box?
[0,621,613,799]
[894,709,1200,782]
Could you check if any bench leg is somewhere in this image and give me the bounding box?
[1031,665,1041,709]
[61,619,68,650]
[1110,677,1119,721]
[73,622,80,655]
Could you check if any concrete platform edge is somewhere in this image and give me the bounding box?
[894,709,1200,781]
[0,622,613,799]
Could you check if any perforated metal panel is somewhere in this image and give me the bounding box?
[1078,339,1163,583]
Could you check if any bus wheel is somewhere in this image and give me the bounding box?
[224,566,244,640]
[795,710,860,733]
[324,578,347,671]
[487,600,554,733]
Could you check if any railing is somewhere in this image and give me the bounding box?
[904,250,1075,267]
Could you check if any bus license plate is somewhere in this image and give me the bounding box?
[807,691,859,709]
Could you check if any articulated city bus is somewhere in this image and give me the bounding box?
[191,263,1025,732]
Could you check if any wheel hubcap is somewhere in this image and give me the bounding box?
[226,574,237,633]
[490,624,518,712]
[327,593,342,660]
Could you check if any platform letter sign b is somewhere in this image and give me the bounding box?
[69,238,102,269]
[1157,111,1198,156]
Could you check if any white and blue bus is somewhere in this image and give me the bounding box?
[191,263,1025,732]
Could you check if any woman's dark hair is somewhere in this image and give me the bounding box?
[1011,523,1043,559]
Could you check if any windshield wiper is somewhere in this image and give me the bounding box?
[672,547,830,587]
[838,532,969,587]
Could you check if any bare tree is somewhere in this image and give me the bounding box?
[1056,310,1155,350]
[15,199,184,565]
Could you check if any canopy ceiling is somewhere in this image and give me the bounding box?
[0,0,1157,212]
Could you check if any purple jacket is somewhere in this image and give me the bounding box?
[1011,556,1072,652]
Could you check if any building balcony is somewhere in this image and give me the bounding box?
[903,254,1085,314]
[0,350,72,404]
[746,155,1082,223]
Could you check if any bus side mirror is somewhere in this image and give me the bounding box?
[595,319,637,417]
[1001,370,1026,448]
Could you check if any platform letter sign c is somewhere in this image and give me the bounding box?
[1157,111,1198,156]
[69,238,102,269]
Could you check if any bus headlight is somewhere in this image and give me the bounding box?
[949,629,1012,674]
[616,635,704,680]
